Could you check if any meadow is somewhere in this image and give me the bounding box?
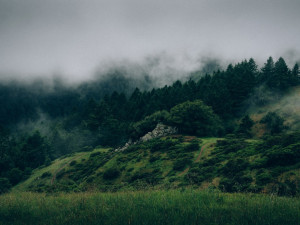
[0,190,299,225]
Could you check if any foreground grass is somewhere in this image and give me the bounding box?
[0,190,299,225]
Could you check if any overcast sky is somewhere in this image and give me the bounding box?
[1,0,300,81]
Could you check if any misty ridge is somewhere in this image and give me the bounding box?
[0,54,298,137]
[0,55,299,128]
[1,53,300,196]
[0,55,223,125]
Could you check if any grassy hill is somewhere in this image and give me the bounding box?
[13,134,300,196]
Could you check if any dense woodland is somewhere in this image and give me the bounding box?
[0,56,299,193]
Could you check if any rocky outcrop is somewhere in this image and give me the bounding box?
[140,123,177,142]
[115,123,177,152]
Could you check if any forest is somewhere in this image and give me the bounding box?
[0,56,300,194]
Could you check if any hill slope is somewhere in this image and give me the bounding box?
[14,134,300,196]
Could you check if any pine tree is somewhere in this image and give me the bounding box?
[292,63,299,85]
[260,57,275,87]
[274,57,291,90]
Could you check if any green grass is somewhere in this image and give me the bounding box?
[0,190,299,225]
[13,148,110,192]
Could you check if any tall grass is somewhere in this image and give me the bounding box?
[0,190,299,225]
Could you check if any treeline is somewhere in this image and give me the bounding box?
[83,57,299,145]
[0,56,299,192]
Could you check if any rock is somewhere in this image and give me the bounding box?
[115,123,177,152]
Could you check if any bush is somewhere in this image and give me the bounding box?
[90,152,101,158]
[265,144,300,166]
[130,111,170,140]
[7,168,24,185]
[256,172,273,186]
[173,158,192,171]
[149,155,160,163]
[41,172,52,178]
[70,160,77,166]
[0,178,11,194]
[103,168,120,180]
[260,112,285,134]
[184,140,199,152]
[167,100,224,136]
[149,139,177,153]
[220,158,249,176]
[130,169,161,185]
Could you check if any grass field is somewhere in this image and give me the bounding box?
[0,190,299,225]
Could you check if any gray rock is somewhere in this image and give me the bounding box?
[115,123,177,152]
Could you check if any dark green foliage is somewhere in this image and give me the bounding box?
[130,110,170,140]
[130,168,162,185]
[41,172,52,179]
[256,171,273,186]
[265,144,300,166]
[292,63,300,85]
[237,115,254,137]
[260,112,285,134]
[167,100,224,136]
[0,178,11,194]
[103,168,120,180]
[215,138,248,154]
[260,57,296,91]
[219,173,253,193]
[185,167,205,184]
[148,138,178,153]
[173,158,192,171]
[220,158,249,177]
[273,180,298,196]
[183,139,200,152]
[19,131,49,169]
[149,155,160,163]
[70,160,77,166]
[7,168,23,185]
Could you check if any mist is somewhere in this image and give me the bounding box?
[1,0,300,82]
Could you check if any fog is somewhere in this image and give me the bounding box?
[1,0,300,82]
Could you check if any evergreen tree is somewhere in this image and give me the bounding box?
[260,57,275,87]
[273,57,291,90]
[292,63,299,85]
[237,115,254,137]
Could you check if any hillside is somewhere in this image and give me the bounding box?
[1,56,300,196]
[14,134,300,196]
[249,86,300,137]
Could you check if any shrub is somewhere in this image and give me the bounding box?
[173,158,192,171]
[103,168,120,180]
[256,172,273,186]
[127,167,134,172]
[265,144,300,166]
[184,140,199,152]
[7,168,24,185]
[70,160,77,166]
[260,112,285,134]
[90,152,101,157]
[0,178,11,194]
[167,100,224,136]
[41,172,52,178]
[130,169,161,185]
[149,155,160,163]
[149,139,177,153]
[220,158,249,176]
